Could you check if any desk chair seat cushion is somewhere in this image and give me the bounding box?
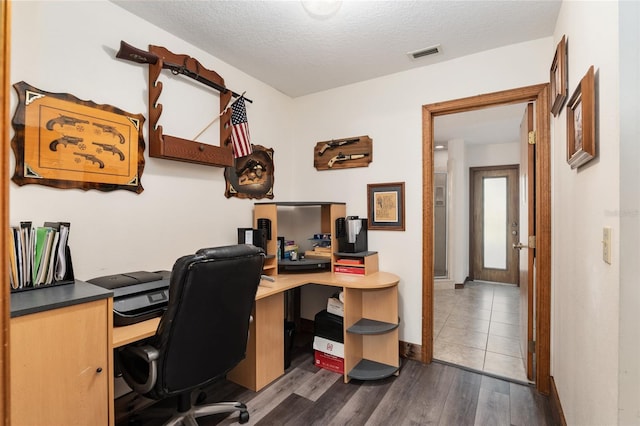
[119,244,264,401]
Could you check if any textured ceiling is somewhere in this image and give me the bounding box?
[111,0,561,145]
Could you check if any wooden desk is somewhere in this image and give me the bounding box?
[112,270,400,392]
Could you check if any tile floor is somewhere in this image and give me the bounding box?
[433,280,530,383]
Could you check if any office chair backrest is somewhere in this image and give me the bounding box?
[152,244,264,397]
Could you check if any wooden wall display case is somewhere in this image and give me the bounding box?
[314,135,373,171]
[224,145,275,199]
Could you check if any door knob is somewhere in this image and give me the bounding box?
[513,242,528,250]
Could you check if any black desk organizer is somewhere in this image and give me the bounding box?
[10,245,75,293]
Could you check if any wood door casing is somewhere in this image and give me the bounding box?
[422,83,551,395]
[1,2,10,424]
[469,166,519,285]
[519,103,535,381]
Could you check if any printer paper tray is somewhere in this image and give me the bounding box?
[113,307,166,327]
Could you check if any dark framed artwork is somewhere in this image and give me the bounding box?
[566,66,596,169]
[367,182,405,231]
[224,144,274,199]
[550,35,568,116]
[11,81,145,193]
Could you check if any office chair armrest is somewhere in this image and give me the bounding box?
[120,345,159,395]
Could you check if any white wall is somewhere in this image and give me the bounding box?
[11,2,635,422]
[618,2,640,424]
[448,139,467,285]
[466,141,520,168]
[290,39,551,344]
[551,1,621,424]
[10,1,295,279]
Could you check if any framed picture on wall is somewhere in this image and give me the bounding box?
[367,182,405,231]
[566,66,596,169]
[550,35,568,116]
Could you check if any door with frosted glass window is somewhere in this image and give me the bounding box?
[470,166,519,284]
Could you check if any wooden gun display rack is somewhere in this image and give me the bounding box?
[148,45,232,167]
[117,41,250,167]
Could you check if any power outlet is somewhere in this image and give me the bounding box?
[602,227,612,264]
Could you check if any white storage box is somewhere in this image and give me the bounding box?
[312,335,345,358]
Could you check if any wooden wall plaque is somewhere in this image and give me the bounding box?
[11,82,145,193]
[313,135,372,171]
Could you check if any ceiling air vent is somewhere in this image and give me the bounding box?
[408,44,441,60]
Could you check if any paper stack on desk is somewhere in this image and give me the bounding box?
[8,221,71,290]
[327,291,344,317]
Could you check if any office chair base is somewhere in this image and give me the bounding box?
[163,401,249,426]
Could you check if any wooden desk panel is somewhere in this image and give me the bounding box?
[12,299,111,426]
[112,271,400,392]
[113,317,160,348]
[255,271,399,299]
[227,292,284,390]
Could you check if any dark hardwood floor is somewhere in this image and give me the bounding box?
[116,335,555,426]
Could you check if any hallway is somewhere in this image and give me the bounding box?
[433,280,528,383]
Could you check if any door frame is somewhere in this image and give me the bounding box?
[0,1,11,426]
[422,84,551,394]
[1,0,11,423]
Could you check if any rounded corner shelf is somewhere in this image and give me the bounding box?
[347,359,399,381]
[347,318,399,335]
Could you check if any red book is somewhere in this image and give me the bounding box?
[337,258,364,265]
[334,266,365,275]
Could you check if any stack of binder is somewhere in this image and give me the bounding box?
[8,221,74,291]
[313,309,345,374]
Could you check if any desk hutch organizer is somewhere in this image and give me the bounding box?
[229,202,399,389]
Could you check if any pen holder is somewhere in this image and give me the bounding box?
[257,218,271,240]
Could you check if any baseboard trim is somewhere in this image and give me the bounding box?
[454,276,472,289]
[399,341,422,361]
[549,376,567,426]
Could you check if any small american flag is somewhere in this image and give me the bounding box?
[230,97,253,158]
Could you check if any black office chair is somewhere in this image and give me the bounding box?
[117,244,265,425]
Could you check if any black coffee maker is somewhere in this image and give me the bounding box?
[336,216,368,253]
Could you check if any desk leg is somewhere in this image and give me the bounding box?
[228,293,284,391]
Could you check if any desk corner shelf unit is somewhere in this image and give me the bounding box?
[334,251,379,275]
[235,201,400,390]
[343,283,400,382]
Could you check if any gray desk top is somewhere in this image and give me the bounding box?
[10,281,113,318]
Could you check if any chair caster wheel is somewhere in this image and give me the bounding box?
[239,410,250,424]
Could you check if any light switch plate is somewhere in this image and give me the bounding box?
[603,227,612,264]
